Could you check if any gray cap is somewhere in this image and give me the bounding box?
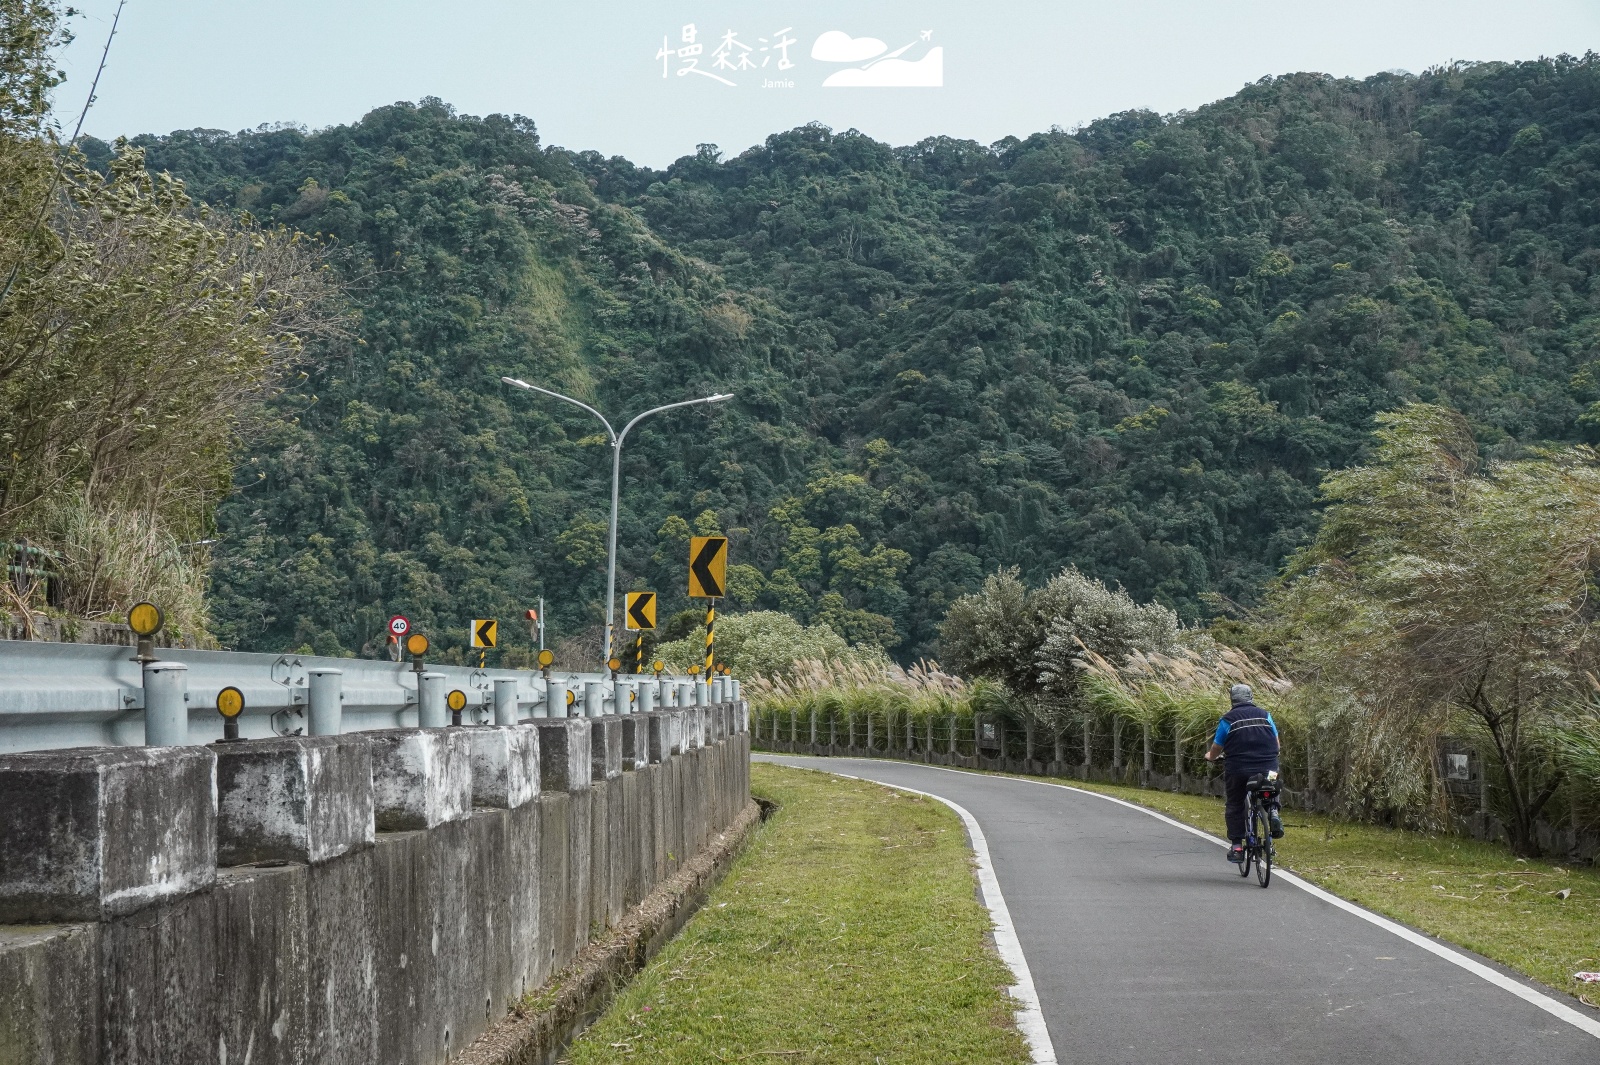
[1229,684,1253,705]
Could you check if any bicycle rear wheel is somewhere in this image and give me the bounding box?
[1252,809,1272,887]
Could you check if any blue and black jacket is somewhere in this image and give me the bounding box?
[1213,701,1280,774]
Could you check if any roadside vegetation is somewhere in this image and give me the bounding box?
[0,1,337,640]
[752,405,1600,867]
[563,763,1029,1064]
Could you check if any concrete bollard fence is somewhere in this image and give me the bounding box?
[0,696,753,1065]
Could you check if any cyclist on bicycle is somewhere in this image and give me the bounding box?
[1203,684,1284,863]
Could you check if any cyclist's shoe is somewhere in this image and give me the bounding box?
[1227,844,1246,863]
[1268,809,1285,839]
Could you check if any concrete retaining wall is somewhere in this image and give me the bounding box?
[0,704,750,1065]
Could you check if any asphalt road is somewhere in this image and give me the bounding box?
[757,755,1599,1065]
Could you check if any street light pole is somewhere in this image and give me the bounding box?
[501,377,732,664]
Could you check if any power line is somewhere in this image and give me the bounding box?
[0,0,127,315]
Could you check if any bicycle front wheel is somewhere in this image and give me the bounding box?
[1252,809,1272,887]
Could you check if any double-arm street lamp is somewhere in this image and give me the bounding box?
[501,377,733,664]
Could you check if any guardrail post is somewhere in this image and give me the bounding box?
[637,680,655,714]
[142,661,189,746]
[615,678,635,715]
[418,672,447,728]
[694,678,709,707]
[307,668,343,736]
[584,681,605,719]
[493,677,519,725]
[539,678,563,719]
[730,678,741,702]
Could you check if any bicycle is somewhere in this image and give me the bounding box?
[1235,771,1280,888]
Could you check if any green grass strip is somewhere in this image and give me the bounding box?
[564,763,1030,1064]
[992,768,1600,1007]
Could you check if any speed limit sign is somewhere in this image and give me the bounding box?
[388,615,410,638]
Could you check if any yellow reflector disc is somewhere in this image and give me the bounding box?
[216,686,245,718]
[538,649,555,668]
[128,602,163,637]
[405,633,429,656]
[447,689,467,712]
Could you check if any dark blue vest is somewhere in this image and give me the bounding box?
[1215,702,1279,774]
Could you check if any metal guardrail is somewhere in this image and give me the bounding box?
[4,540,61,608]
[0,639,741,754]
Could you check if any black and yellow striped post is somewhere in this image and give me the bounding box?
[470,619,497,671]
[703,599,718,675]
[624,591,657,675]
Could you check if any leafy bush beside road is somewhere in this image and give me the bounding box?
[0,1,336,638]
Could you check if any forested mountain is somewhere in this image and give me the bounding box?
[108,55,1600,660]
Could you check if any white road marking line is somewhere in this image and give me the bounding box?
[781,763,1058,1064]
[787,756,1600,1043]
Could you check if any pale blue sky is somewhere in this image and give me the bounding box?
[53,1,1600,168]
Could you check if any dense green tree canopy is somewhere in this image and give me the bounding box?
[113,55,1600,661]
